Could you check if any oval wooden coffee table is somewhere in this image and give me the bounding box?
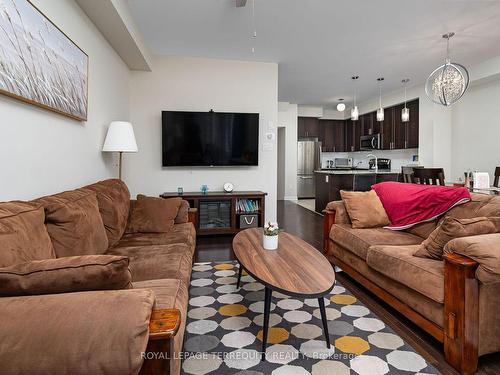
[232,228,336,360]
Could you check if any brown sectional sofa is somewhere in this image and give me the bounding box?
[323,193,500,375]
[0,179,196,375]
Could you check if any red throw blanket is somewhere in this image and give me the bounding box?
[371,182,471,230]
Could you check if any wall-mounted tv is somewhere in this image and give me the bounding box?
[162,111,259,167]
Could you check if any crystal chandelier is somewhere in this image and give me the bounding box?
[376,78,384,122]
[425,32,469,106]
[350,76,359,121]
[401,78,410,122]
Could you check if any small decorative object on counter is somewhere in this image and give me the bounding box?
[177,187,183,195]
[201,185,209,194]
[263,221,280,250]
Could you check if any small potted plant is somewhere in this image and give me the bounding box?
[263,221,280,250]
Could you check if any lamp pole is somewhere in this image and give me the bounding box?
[119,151,123,180]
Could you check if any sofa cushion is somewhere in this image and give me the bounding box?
[115,223,196,254]
[35,190,108,257]
[0,289,154,375]
[406,220,438,239]
[414,217,497,260]
[133,278,188,375]
[0,255,131,297]
[127,195,181,233]
[0,202,55,267]
[444,193,500,220]
[175,200,190,224]
[107,244,193,283]
[340,190,390,228]
[367,245,444,303]
[329,224,423,260]
[82,179,130,248]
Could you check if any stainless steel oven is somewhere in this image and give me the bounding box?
[360,134,381,151]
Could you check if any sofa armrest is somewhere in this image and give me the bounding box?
[139,308,181,375]
[444,233,500,284]
[0,289,155,375]
[188,207,198,227]
[322,200,351,254]
[442,252,479,374]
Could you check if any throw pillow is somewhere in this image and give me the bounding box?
[175,199,190,224]
[0,255,131,297]
[414,216,497,260]
[0,202,55,267]
[340,190,390,229]
[35,190,108,257]
[127,195,181,233]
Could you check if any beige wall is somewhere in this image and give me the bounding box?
[127,56,279,220]
[0,0,130,200]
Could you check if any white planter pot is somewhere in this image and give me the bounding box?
[263,234,278,250]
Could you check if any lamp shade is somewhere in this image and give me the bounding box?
[102,121,138,152]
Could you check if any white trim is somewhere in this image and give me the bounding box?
[284,195,298,201]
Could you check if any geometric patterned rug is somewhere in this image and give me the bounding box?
[181,261,440,375]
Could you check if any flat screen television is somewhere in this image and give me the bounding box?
[162,111,259,167]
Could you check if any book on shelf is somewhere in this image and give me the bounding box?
[236,199,259,213]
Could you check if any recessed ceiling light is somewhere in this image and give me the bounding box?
[336,99,345,112]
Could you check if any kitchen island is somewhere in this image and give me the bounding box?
[314,169,400,213]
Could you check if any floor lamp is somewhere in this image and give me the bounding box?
[102,121,138,180]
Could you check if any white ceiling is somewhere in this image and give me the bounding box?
[127,0,500,108]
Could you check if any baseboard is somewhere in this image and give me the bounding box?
[284,196,298,201]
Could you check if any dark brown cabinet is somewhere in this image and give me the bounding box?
[405,100,419,148]
[379,99,419,150]
[353,119,362,151]
[345,120,355,152]
[320,120,345,152]
[298,117,320,139]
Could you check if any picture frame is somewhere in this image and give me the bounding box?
[0,0,88,120]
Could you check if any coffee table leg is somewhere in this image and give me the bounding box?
[261,287,272,360]
[237,263,243,289]
[318,297,331,348]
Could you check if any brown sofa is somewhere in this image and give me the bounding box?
[323,193,500,375]
[0,179,196,375]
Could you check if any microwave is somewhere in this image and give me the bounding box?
[334,158,353,169]
[360,134,381,151]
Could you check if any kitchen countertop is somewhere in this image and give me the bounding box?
[315,169,400,175]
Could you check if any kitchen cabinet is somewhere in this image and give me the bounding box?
[405,100,419,148]
[298,117,320,139]
[381,106,394,150]
[380,99,419,150]
[353,119,362,151]
[345,120,355,152]
[320,120,345,152]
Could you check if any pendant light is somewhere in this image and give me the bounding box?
[401,78,410,122]
[376,77,384,122]
[424,32,469,106]
[350,76,359,121]
[336,99,346,112]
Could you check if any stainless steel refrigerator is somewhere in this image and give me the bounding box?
[297,140,321,198]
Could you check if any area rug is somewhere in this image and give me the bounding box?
[181,261,439,375]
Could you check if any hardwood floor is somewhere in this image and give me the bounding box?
[195,200,500,375]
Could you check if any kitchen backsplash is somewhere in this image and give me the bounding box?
[321,149,419,171]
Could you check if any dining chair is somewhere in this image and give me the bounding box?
[401,166,425,183]
[494,167,500,188]
[412,168,445,186]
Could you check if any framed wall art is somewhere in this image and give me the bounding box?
[0,0,88,120]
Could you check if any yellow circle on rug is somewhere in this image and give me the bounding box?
[214,263,234,270]
[330,294,357,305]
[219,304,247,316]
[335,336,370,355]
[256,327,289,344]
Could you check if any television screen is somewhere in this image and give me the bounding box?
[162,111,259,166]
